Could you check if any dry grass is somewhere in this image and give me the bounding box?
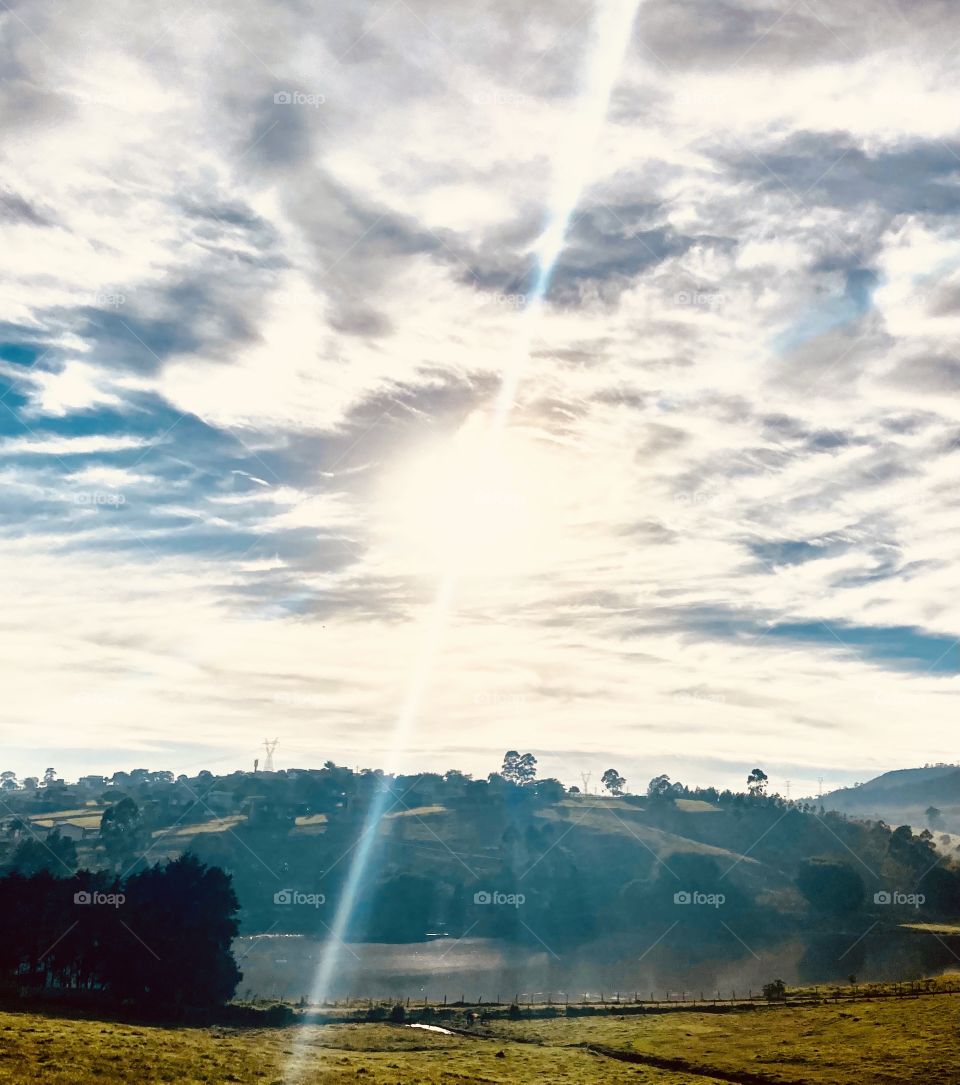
[495,990,960,1084]
[0,1012,719,1084]
[2,990,959,1084]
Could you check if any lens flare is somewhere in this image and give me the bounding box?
[283,1,643,1077]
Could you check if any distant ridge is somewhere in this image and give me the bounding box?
[819,764,960,831]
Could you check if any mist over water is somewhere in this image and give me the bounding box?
[236,930,960,1004]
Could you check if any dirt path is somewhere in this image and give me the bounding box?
[581,1042,811,1085]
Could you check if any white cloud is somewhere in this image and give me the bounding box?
[3,0,960,785]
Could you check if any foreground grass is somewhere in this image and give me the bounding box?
[0,991,958,1084]
[495,990,960,1084]
[0,1013,718,1085]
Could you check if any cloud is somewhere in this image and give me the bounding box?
[1,0,960,794]
[0,434,148,456]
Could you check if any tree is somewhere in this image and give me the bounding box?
[5,830,77,876]
[647,774,673,800]
[42,768,58,787]
[500,751,537,785]
[921,866,960,914]
[99,854,241,1011]
[367,872,437,942]
[795,857,864,918]
[925,806,943,828]
[601,768,626,796]
[531,778,566,803]
[747,768,768,797]
[99,797,146,869]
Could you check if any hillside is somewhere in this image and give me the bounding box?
[820,765,960,835]
[3,764,958,963]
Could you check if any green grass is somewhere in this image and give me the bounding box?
[2,989,959,1084]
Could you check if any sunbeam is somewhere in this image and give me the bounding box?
[283,1,644,1078]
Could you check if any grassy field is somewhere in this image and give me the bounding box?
[1,990,958,1084]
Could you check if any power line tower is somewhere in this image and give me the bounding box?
[817,776,824,801]
[580,770,592,795]
[263,738,279,773]
[784,779,791,801]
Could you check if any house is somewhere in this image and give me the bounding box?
[205,791,238,816]
[241,796,302,829]
[47,823,86,842]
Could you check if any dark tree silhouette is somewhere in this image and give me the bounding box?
[501,751,537,785]
[647,774,673,799]
[796,857,864,918]
[99,854,241,1011]
[99,797,146,869]
[747,768,769,796]
[601,768,626,796]
[5,829,77,876]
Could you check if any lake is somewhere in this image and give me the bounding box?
[234,928,960,1003]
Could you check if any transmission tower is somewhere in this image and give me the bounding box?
[580,770,592,795]
[263,738,278,773]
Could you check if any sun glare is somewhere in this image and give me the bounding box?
[374,414,562,581]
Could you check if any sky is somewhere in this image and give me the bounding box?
[2,0,960,796]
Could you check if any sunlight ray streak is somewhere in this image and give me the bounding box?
[284,2,643,1075]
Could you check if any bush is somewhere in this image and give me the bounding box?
[263,1004,294,1026]
[389,1002,406,1023]
[762,979,786,1002]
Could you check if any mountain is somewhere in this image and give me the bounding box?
[820,765,960,833]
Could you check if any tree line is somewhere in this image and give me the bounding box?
[0,854,240,1014]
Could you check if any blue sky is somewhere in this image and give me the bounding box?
[2,0,960,794]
